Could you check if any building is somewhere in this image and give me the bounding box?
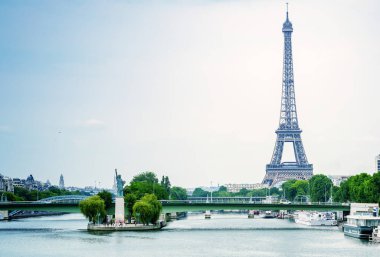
[0,174,14,192]
[224,183,267,193]
[12,178,24,188]
[262,8,313,187]
[376,154,380,172]
[59,174,65,189]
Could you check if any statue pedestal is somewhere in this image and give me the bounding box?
[115,197,125,223]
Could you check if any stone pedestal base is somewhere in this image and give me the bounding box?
[115,197,125,223]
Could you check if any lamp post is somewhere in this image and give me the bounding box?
[210,181,213,203]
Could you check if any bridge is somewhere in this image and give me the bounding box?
[0,195,350,214]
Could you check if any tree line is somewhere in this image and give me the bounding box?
[2,186,82,201]
[191,173,380,204]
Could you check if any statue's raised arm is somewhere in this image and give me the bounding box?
[115,170,125,197]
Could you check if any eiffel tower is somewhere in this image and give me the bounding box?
[262,7,313,186]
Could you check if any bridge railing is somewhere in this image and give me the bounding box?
[160,199,348,206]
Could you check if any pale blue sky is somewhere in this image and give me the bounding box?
[1,0,379,188]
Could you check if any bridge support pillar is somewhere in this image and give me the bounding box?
[115,197,125,224]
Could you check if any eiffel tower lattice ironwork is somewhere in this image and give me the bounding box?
[262,8,313,186]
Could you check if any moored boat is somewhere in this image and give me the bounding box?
[260,211,276,219]
[295,211,337,226]
[343,203,380,239]
[343,215,380,239]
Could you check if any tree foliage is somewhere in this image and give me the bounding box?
[125,171,169,200]
[133,201,153,225]
[79,195,106,224]
[192,188,208,197]
[141,194,162,224]
[333,172,380,203]
[124,193,137,222]
[132,194,162,225]
[170,186,188,200]
[309,175,333,202]
[97,190,113,209]
[125,181,168,200]
[160,176,171,194]
[11,186,82,201]
[131,171,158,184]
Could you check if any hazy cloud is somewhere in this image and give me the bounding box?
[0,125,11,132]
[81,119,105,128]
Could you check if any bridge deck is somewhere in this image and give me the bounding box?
[0,201,350,214]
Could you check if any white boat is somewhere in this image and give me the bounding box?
[205,210,211,219]
[260,211,277,219]
[295,211,337,226]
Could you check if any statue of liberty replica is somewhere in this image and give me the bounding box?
[114,169,125,223]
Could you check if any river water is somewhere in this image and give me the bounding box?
[1,213,379,257]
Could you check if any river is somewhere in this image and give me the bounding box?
[0,213,379,257]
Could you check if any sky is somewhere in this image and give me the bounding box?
[0,0,379,188]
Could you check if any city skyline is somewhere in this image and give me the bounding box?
[1,1,380,188]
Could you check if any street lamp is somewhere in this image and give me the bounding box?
[210,181,213,203]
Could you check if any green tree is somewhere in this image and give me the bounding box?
[192,188,209,197]
[3,192,23,201]
[131,171,159,184]
[372,172,380,203]
[218,186,227,192]
[125,181,169,200]
[170,186,188,200]
[238,188,249,196]
[141,194,162,224]
[133,201,153,225]
[160,176,171,194]
[124,193,137,223]
[247,188,268,197]
[282,180,297,200]
[97,190,113,209]
[79,195,106,224]
[309,175,333,202]
[348,173,372,203]
[292,180,309,197]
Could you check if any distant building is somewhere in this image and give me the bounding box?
[328,175,350,187]
[59,174,65,189]
[224,183,267,193]
[376,154,380,172]
[25,174,38,190]
[12,178,24,188]
[0,174,14,192]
